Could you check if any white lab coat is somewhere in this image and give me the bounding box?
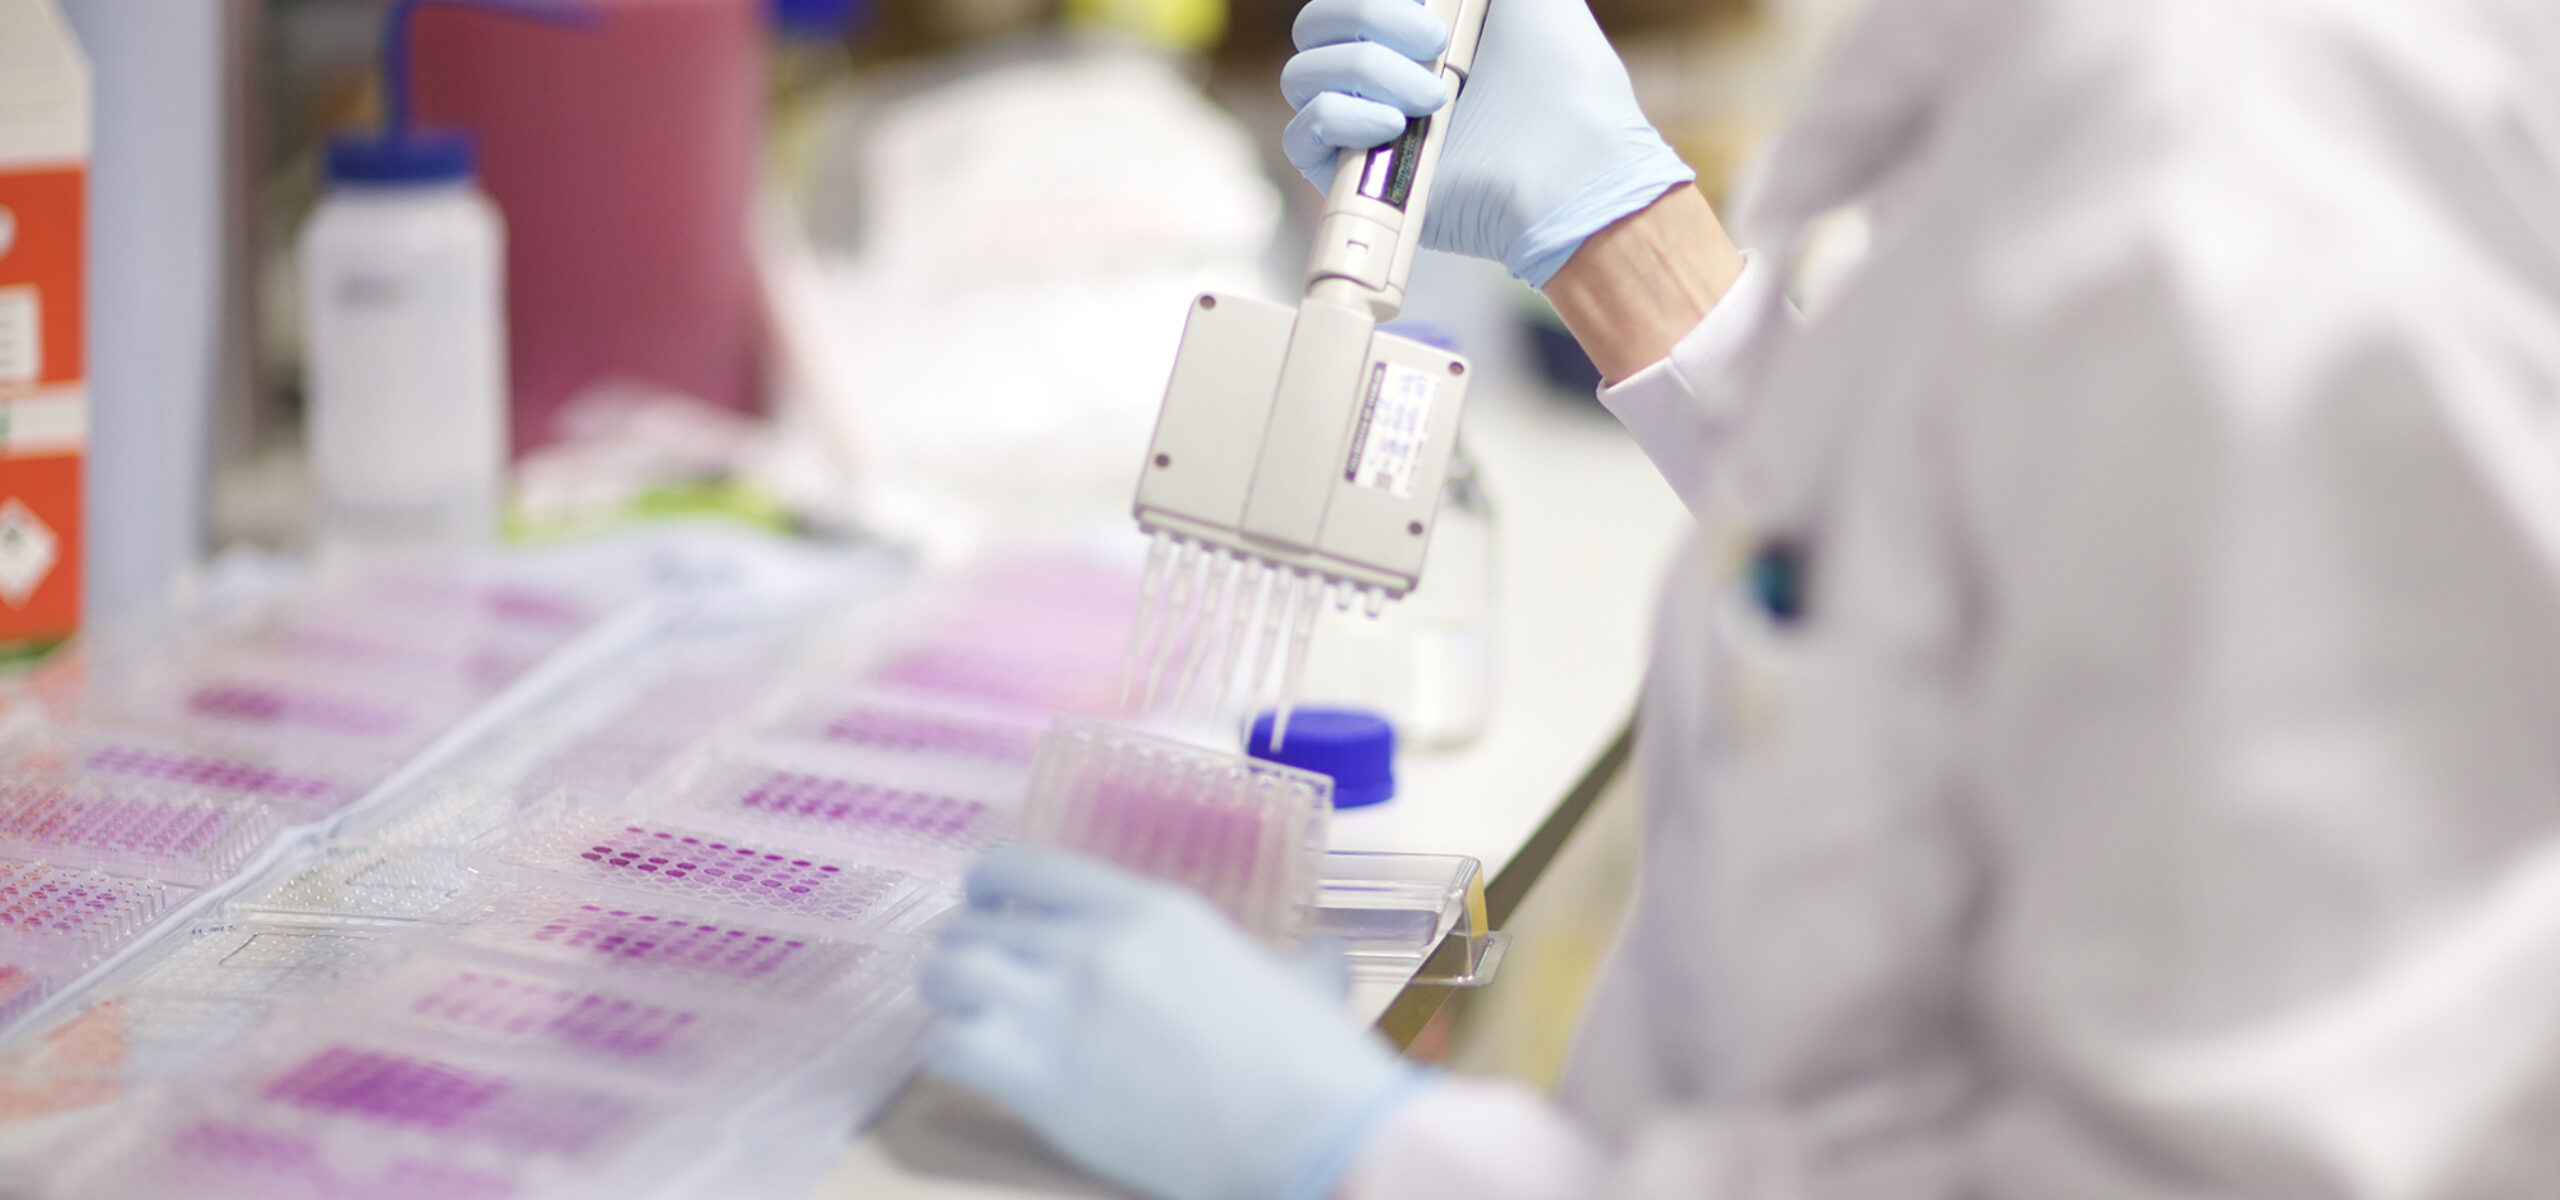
[1344,0,2560,1196]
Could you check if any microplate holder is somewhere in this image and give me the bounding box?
[1019,717,1328,945]
[1316,851,1506,988]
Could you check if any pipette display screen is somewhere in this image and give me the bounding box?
[1358,115,1433,210]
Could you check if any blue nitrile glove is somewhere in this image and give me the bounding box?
[922,847,1427,1200]
[1281,0,1695,287]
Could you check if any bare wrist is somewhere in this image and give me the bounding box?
[1539,184,1745,387]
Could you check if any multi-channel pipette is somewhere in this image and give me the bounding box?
[1119,0,1491,748]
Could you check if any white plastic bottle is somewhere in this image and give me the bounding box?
[300,0,524,562]
[301,134,505,561]
[301,139,505,560]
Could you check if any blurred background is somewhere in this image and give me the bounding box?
[55,0,1864,1089]
[78,0,1862,575]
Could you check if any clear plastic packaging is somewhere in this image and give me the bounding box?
[0,859,171,973]
[668,760,1008,857]
[1018,717,1329,944]
[463,806,926,934]
[0,779,274,886]
[442,886,885,1007]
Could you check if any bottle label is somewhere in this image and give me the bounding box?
[0,162,85,647]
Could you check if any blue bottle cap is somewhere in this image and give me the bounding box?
[325,130,477,185]
[770,0,873,38]
[1247,708,1396,809]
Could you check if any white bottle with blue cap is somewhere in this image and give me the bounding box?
[298,0,581,562]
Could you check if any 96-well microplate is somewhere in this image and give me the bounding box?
[468,808,922,932]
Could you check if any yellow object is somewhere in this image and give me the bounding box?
[1063,0,1226,52]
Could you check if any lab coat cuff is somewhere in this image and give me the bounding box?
[1337,1075,1608,1200]
[1597,249,1790,516]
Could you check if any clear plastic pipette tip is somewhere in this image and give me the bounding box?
[1246,569,1298,732]
[1174,552,1240,715]
[1207,565,1273,721]
[1140,541,1203,712]
[1118,531,1176,706]
[1268,575,1328,752]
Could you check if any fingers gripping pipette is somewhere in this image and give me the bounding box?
[1123,0,1490,748]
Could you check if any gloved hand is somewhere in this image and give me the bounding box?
[922,847,1428,1200]
[1281,0,1695,286]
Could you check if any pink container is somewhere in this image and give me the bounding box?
[409,0,765,456]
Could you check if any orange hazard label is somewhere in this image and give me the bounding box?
[0,164,85,646]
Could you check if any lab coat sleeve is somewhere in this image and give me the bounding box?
[1593,250,1797,515]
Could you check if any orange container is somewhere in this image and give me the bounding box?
[0,0,91,657]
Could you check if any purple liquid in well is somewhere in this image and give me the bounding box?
[263,1046,509,1129]
[569,824,883,916]
[530,904,810,980]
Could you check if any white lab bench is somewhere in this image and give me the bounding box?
[805,378,1692,1198]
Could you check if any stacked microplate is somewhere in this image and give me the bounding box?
[0,563,634,1042]
[0,545,1149,1200]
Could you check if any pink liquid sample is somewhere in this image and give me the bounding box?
[259,1043,645,1155]
[1021,719,1329,944]
[408,0,766,456]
